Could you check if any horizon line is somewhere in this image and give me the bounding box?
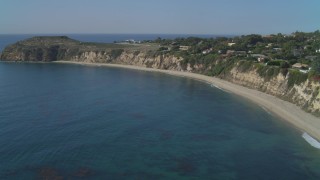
[0,29,319,37]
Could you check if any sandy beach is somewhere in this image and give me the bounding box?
[55,60,320,142]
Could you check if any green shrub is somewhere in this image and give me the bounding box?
[280,68,289,77]
[211,63,225,75]
[203,54,217,65]
[266,67,280,80]
[210,59,236,76]
[280,61,290,68]
[256,65,280,81]
[237,60,253,72]
[288,70,308,87]
[133,51,140,56]
[47,45,59,61]
[311,58,320,76]
[57,49,66,60]
[110,49,124,59]
[35,48,43,61]
[267,60,284,66]
[158,47,168,51]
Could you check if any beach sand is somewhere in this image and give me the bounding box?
[55,61,320,141]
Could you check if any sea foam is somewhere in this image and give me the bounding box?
[211,84,223,90]
[259,105,272,115]
[210,84,230,93]
[302,132,320,149]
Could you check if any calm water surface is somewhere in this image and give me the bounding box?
[0,62,319,179]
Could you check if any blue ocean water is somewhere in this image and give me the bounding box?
[0,62,320,179]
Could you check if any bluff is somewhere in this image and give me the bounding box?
[1,36,319,115]
[0,36,182,69]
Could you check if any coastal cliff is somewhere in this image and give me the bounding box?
[224,65,320,114]
[1,36,319,115]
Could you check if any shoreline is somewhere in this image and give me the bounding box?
[16,60,320,142]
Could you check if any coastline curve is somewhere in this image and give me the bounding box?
[52,60,320,142]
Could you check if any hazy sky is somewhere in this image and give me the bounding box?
[1,0,319,35]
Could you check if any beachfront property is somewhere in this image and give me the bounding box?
[293,64,312,74]
[179,46,190,51]
[292,49,302,57]
[266,43,273,48]
[299,69,311,74]
[225,50,247,57]
[202,48,213,54]
[292,63,309,69]
[124,39,141,44]
[251,54,267,62]
[228,42,236,46]
[273,48,282,52]
[305,56,318,61]
[226,50,235,55]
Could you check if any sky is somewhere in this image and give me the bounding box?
[0,0,319,35]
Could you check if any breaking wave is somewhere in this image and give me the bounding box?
[210,84,230,93]
[260,106,272,115]
[302,132,320,149]
[211,84,223,90]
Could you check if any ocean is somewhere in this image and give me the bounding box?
[0,35,320,179]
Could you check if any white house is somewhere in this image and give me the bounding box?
[179,46,190,51]
[266,43,273,48]
[292,63,309,69]
[273,48,282,52]
[202,48,213,54]
[251,54,267,62]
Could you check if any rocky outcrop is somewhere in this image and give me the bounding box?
[1,36,319,115]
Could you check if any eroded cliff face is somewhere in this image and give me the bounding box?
[1,36,319,115]
[224,66,320,114]
[70,50,184,71]
[291,80,320,114]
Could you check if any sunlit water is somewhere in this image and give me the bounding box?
[0,62,319,179]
